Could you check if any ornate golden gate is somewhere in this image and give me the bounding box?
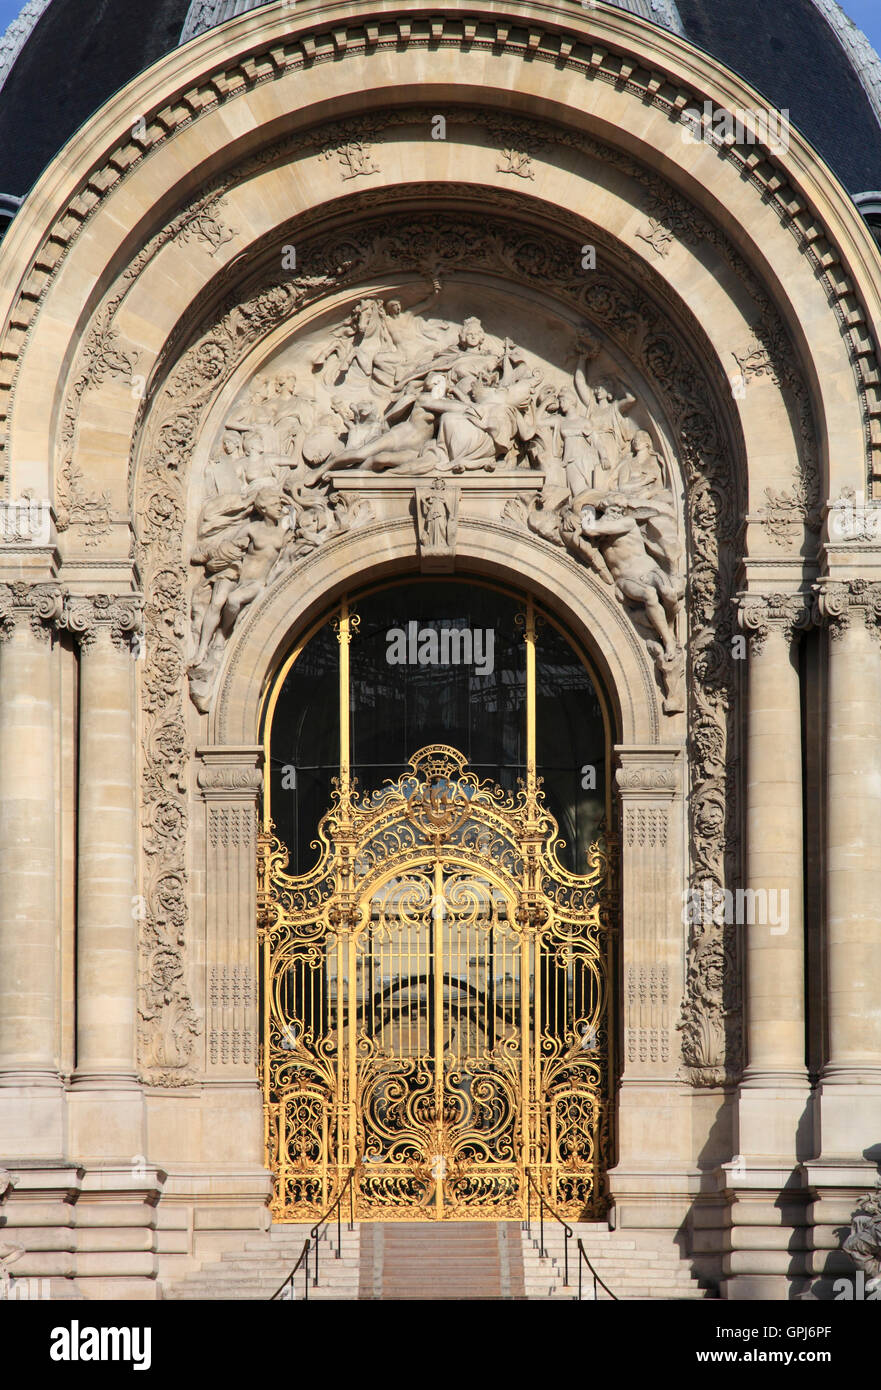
[258,603,615,1221]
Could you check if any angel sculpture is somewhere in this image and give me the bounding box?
[575,495,684,658]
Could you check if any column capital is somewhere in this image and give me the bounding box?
[812,577,881,639]
[0,580,66,643]
[734,591,812,654]
[62,593,144,651]
[614,745,682,799]
[196,745,264,799]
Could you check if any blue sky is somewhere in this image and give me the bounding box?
[0,0,880,66]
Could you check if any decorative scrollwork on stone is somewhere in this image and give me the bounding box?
[56,313,138,543]
[319,139,380,181]
[497,149,535,180]
[735,591,813,655]
[62,593,144,651]
[813,577,881,638]
[731,321,822,546]
[0,581,66,642]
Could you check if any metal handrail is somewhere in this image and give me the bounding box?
[270,1238,311,1302]
[523,1167,573,1288]
[576,1239,618,1302]
[271,1168,357,1301]
[309,1167,357,1286]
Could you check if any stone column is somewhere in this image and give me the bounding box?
[814,578,881,1154]
[735,594,811,1149]
[65,595,144,1158]
[0,584,65,1095]
[718,594,813,1299]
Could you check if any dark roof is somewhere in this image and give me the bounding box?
[0,0,879,200]
[676,0,881,192]
[0,0,191,196]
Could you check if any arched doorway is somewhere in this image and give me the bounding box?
[258,578,616,1220]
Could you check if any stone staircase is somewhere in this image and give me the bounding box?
[521,1221,711,1300]
[163,1223,360,1301]
[162,1218,711,1300]
[359,1221,525,1299]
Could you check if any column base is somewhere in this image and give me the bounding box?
[67,1082,146,1163]
[0,1080,66,1157]
[736,1079,814,1162]
[816,1074,881,1158]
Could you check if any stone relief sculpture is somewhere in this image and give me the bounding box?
[844,1181,881,1294]
[187,289,685,714]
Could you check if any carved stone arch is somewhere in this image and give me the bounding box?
[132,193,745,1086]
[210,519,662,748]
[2,2,878,516]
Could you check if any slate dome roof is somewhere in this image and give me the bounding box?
[0,0,880,211]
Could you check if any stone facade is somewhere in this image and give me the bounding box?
[0,0,880,1300]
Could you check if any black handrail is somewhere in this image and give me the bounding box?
[271,1168,356,1301]
[576,1238,618,1301]
[270,1238,311,1302]
[523,1167,573,1288]
[310,1167,357,1286]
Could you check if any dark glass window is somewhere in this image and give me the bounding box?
[349,581,526,797]
[536,620,606,873]
[265,580,607,874]
[266,620,339,875]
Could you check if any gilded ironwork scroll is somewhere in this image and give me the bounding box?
[259,739,614,1222]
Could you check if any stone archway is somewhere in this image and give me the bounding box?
[1,0,880,1298]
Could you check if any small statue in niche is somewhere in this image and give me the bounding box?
[422,484,450,550]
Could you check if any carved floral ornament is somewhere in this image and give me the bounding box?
[0,583,143,649]
[735,592,813,653]
[813,577,881,637]
[133,206,744,1087]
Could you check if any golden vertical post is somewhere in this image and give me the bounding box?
[525,595,537,803]
[433,856,445,1219]
[338,598,351,802]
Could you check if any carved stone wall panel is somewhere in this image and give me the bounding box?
[197,746,262,1078]
[615,748,684,1080]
